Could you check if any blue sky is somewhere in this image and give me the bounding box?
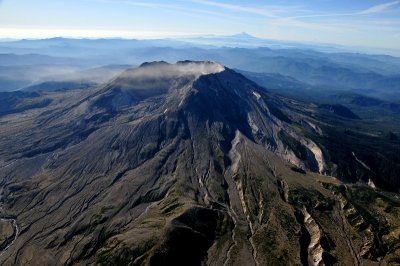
[0,0,399,49]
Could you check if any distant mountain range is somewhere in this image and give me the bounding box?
[0,37,399,103]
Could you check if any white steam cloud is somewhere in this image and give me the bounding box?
[121,61,225,80]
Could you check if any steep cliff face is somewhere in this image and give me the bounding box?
[0,61,399,265]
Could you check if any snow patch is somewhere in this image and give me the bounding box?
[252,91,261,100]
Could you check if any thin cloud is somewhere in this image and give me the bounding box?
[79,0,399,39]
[290,1,400,19]
[359,1,400,15]
[84,0,255,27]
[272,17,356,33]
[187,0,358,32]
[190,0,400,21]
[188,0,277,17]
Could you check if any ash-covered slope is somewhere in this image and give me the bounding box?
[0,61,399,265]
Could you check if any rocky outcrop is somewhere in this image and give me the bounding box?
[277,179,289,202]
[302,207,324,266]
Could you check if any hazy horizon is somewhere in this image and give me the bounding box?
[1,32,400,58]
[1,0,399,51]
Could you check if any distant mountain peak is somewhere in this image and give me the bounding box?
[230,32,257,39]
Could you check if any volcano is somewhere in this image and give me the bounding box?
[0,61,399,265]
